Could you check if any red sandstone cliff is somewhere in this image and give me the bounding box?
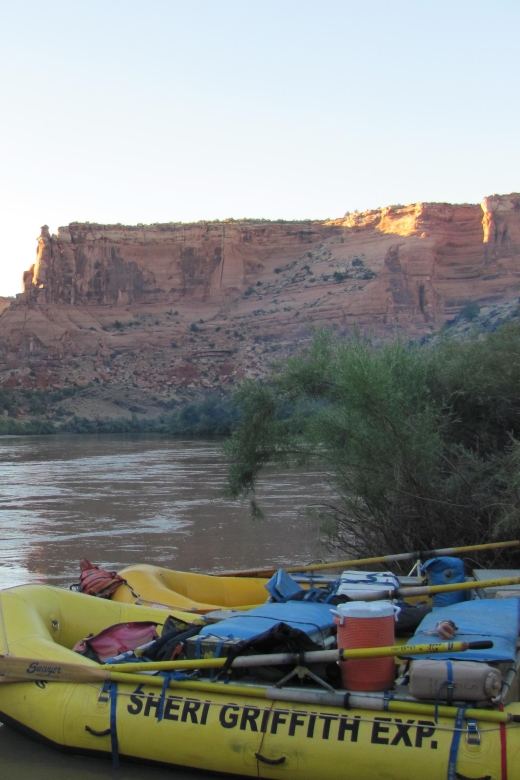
[1,193,519,411]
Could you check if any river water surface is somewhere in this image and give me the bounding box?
[0,434,329,779]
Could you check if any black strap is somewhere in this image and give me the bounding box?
[110,681,119,770]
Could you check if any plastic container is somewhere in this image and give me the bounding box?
[336,570,400,601]
[333,601,399,691]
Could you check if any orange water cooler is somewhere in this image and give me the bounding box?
[333,601,400,691]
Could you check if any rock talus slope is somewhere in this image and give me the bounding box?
[1,193,519,411]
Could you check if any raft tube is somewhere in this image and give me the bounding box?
[111,563,270,611]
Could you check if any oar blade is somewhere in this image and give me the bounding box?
[0,656,108,683]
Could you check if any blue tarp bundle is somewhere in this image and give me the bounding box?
[406,598,520,662]
[198,602,336,645]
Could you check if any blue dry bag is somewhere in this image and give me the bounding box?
[421,557,466,607]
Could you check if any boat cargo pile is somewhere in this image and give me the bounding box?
[0,540,520,779]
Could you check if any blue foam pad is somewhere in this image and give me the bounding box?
[199,601,335,644]
[405,597,520,662]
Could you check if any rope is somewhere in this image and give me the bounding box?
[84,683,514,735]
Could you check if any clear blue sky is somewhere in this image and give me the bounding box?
[1,0,519,295]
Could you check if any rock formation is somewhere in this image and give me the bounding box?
[25,221,339,306]
[0,298,13,317]
[1,193,519,414]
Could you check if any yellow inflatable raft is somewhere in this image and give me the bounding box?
[112,563,270,612]
[109,564,426,614]
[1,583,520,779]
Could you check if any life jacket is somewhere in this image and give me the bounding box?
[77,558,129,599]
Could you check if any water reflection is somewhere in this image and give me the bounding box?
[0,434,328,589]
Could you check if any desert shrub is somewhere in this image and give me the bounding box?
[459,300,481,321]
[224,325,520,565]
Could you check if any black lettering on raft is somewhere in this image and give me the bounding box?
[219,704,240,729]
[181,699,201,724]
[144,694,161,718]
[390,719,414,747]
[415,721,436,748]
[319,713,339,740]
[270,710,289,735]
[371,717,392,745]
[127,691,438,750]
[288,711,306,737]
[164,696,182,722]
[240,706,261,732]
[200,701,211,726]
[260,708,271,733]
[127,685,145,715]
[338,715,360,743]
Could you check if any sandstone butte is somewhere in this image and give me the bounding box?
[0,192,519,416]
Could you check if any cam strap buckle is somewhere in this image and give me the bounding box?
[466,719,481,746]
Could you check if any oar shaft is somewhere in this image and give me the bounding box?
[3,652,515,724]
[344,574,520,602]
[220,540,519,577]
[108,640,491,674]
[399,575,520,599]
[0,640,491,684]
[273,688,516,724]
[357,575,520,602]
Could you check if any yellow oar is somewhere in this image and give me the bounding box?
[219,539,519,577]
[2,645,517,726]
[358,574,520,602]
[107,640,492,674]
[0,640,491,682]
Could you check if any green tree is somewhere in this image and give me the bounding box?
[224,326,520,564]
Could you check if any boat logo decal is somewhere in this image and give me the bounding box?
[26,662,63,676]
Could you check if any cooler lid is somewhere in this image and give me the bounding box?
[334,600,397,619]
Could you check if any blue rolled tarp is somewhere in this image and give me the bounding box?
[405,597,520,662]
[198,602,336,645]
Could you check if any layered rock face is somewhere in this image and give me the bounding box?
[1,193,519,405]
[25,221,339,306]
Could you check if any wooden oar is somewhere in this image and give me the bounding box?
[219,539,520,577]
[0,640,492,683]
[2,644,516,725]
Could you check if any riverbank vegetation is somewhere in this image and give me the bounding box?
[0,393,238,437]
[224,324,520,562]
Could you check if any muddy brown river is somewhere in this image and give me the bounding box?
[0,434,329,779]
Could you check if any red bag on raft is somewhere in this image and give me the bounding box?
[73,622,159,663]
[77,558,127,599]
